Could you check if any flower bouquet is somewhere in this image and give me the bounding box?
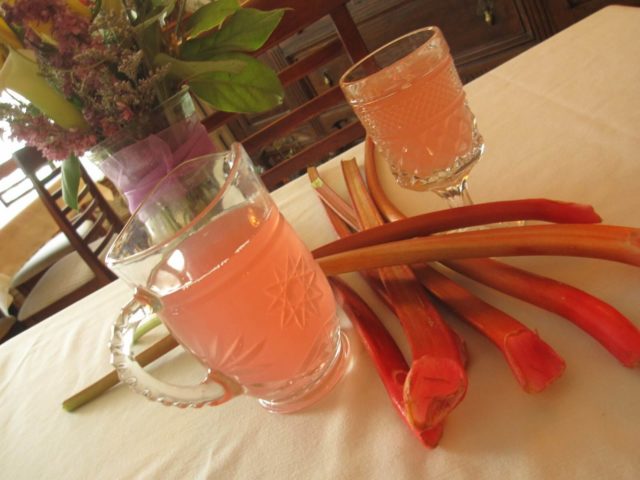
[0,0,286,209]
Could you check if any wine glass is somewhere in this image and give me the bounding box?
[339,26,483,208]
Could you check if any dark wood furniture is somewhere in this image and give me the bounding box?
[202,0,370,190]
[0,159,34,207]
[201,0,638,184]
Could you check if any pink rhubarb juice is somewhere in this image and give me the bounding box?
[153,206,339,397]
[347,41,475,189]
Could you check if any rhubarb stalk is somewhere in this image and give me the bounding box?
[312,166,565,392]
[315,224,640,276]
[314,191,469,369]
[314,188,445,445]
[341,158,467,429]
[63,334,179,412]
[414,265,566,392]
[312,196,603,258]
[308,166,360,230]
[363,142,640,368]
[330,277,444,448]
[444,258,640,367]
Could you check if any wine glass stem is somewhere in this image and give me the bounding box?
[433,177,473,208]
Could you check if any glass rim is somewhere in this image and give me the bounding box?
[106,143,245,267]
[339,25,443,87]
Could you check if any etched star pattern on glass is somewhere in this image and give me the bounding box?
[265,254,325,330]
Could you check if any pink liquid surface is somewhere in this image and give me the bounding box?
[347,45,475,187]
[152,206,338,396]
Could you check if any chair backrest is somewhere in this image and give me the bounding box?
[202,0,369,190]
[0,159,35,207]
[12,147,123,286]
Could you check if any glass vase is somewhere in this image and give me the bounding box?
[87,88,217,213]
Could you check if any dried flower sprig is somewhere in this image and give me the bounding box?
[0,0,286,205]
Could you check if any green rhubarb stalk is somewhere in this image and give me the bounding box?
[63,335,178,412]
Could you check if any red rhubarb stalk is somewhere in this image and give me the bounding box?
[319,150,636,270]
[314,192,470,369]
[330,277,444,448]
[308,166,359,230]
[414,265,566,392]
[312,168,564,391]
[364,142,640,368]
[313,141,601,258]
[313,198,603,258]
[341,158,467,429]
[362,137,406,221]
[315,224,640,276]
[314,186,446,445]
[444,258,640,367]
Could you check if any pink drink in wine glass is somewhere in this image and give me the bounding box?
[341,27,483,206]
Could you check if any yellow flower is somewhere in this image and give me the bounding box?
[67,0,92,18]
[0,1,91,47]
[0,16,21,50]
[1,0,90,17]
[0,49,87,130]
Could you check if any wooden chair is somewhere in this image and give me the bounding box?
[11,146,124,326]
[0,272,17,343]
[203,0,369,190]
[0,159,35,207]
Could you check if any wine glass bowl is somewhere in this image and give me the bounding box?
[340,26,483,207]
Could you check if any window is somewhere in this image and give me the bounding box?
[0,91,29,227]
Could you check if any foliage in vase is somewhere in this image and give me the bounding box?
[0,0,285,207]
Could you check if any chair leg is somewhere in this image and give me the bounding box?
[1,316,26,344]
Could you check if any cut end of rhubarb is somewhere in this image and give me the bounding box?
[503,330,566,393]
[417,423,445,449]
[404,356,468,430]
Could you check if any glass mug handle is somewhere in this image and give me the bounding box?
[109,288,244,408]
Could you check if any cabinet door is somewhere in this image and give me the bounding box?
[280,0,541,83]
[227,0,549,163]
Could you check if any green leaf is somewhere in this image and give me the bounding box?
[132,0,176,62]
[133,0,176,32]
[135,21,163,62]
[155,52,246,81]
[187,53,284,113]
[184,0,240,40]
[180,8,286,60]
[62,154,81,210]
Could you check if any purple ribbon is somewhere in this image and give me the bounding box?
[99,119,217,212]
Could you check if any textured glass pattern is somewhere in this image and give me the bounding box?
[341,26,484,199]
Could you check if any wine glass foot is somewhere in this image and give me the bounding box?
[432,176,473,209]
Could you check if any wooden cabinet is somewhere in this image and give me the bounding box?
[277,0,640,84]
[223,0,639,167]
[274,0,541,86]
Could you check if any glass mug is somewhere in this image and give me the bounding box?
[108,144,349,413]
[340,26,484,207]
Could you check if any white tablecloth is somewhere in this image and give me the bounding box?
[2,6,640,479]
